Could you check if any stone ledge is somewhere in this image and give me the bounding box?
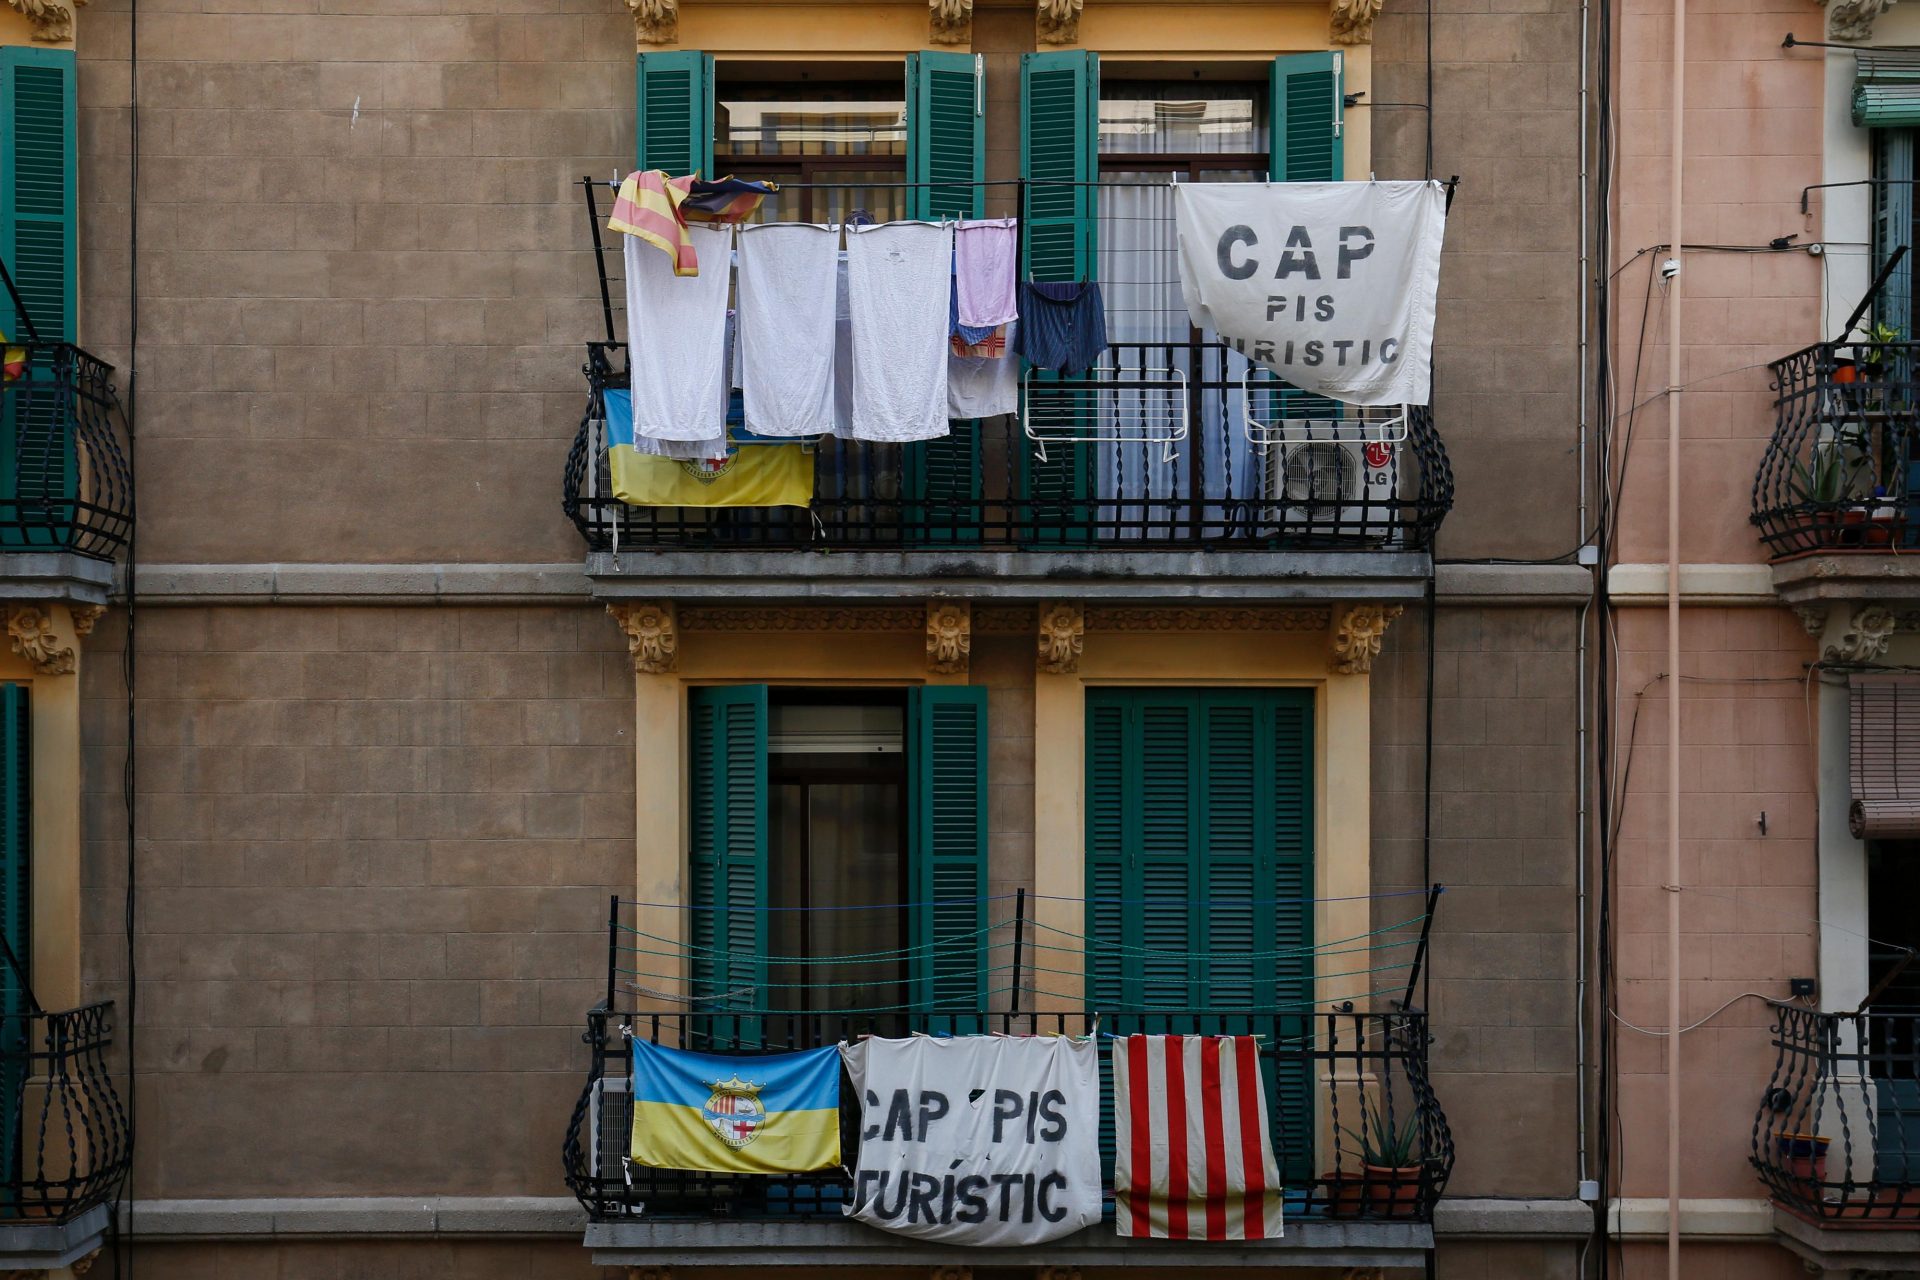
[1606,1196,1774,1241]
[119,1196,585,1239]
[0,1202,111,1268]
[1433,1196,1592,1238]
[1605,563,1778,606]
[123,563,593,605]
[1770,551,1920,606]
[1771,1202,1920,1273]
[0,551,115,607]
[586,1217,1431,1268]
[588,549,1435,603]
[1433,564,1594,604]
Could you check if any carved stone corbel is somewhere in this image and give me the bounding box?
[930,0,973,44]
[608,601,679,674]
[1328,603,1403,675]
[1793,604,1829,639]
[4,0,87,43]
[1825,604,1898,664]
[1330,0,1380,43]
[71,604,105,638]
[1037,0,1083,44]
[5,605,74,676]
[1824,0,1893,41]
[929,1269,972,1280]
[628,0,679,46]
[1037,1269,1083,1280]
[627,1268,672,1280]
[1037,602,1084,674]
[927,601,971,675]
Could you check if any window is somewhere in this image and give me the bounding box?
[686,685,986,1042]
[1873,129,1916,338]
[716,83,909,224]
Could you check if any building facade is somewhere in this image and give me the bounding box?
[0,0,1602,1275]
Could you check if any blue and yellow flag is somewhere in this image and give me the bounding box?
[602,389,814,509]
[628,1040,842,1174]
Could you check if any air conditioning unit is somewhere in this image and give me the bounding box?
[1261,437,1399,541]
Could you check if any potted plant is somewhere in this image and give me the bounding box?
[1319,1169,1367,1218]
[1775,1130,1830,1188]
[1345,1096,1424,1218]
[1857,320,1903,380]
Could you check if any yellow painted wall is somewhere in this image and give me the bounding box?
[0,9,72,51]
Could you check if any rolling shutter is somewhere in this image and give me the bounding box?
[1019,51,1098,542]
[908,685,987,1024]
[0,49,77,550]
[905,52,986,539]
[1084,688,1316,1181]
[688,685,767,1046]
[636,51,714,176]
[1271,52,1344,183]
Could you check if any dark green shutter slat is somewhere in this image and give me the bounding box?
[0,683,23,1188]
[1270,695,1314,1184]
[907,51,984,220]
[688,685,766,1046]
[1271,52,1344,183]
[909,685,987,1024]
[636,51,714,176]
[1019,51,1097,543]
[0,49,78,551]
[904,421,984,545]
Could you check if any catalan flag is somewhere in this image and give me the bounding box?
[628,1040,842,1175]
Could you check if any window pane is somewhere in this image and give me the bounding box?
[1098,83,1266,156]
[718,89,907,158]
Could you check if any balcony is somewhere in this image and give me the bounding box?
[1752,1003,1920,1272]
[0,1002,130,1268]
[0,343,134,608]
[568,179,1449,605]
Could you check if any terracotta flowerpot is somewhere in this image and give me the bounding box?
[1321,1171,1366,1218]
[1834,361,1860,384]
[1363,1164,1423,1217]
[1775,1132,1830,1188]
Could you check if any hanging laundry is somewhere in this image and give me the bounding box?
[601,389,724,462]
[736,224,840,438]
[844,222,953,442]
[683,175,778,224]
[628,1040,841,1175]
[1016,281,1109,377]
[948,320,1019,419]
[624,225,732,443]
[951,325,1007,360]
[955,218,1019,329]
[950,276,996,348]
[1111,1035,1284,1241]
[609,171,776,276]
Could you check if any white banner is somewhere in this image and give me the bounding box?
[1173,180,1447,407]
[840,1035,1101,1246]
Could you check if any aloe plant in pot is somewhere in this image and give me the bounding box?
[1344,1096,1425,1218]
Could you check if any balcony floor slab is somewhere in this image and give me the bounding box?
[587,549,1434,603]
[586,1217,1432,1267]
[0,1203,111,1268]
[0,551,113,607]
[1772,1203,1920,1275]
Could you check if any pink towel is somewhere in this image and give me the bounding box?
[955,218,1018,329]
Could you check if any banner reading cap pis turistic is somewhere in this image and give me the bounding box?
[841,1036,1100,1246]
[1173,180,1447,407]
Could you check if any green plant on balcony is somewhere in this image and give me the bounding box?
[1343,1095,1425,1217]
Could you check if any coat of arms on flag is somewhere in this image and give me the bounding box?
[1111,1035,1284,1240]
[628,1040,840,1175]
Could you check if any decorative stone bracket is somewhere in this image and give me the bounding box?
[1329,0,1380,42]
[5,0,88,43]
[609,601,679,674]
[1037,0,1083,44]
[628,0,678,46]
[1823,0,1893,41]
[930,0,972,44]
[927,601,971,674]
[5,604,76,676]
[1037,602,1084,674]
[1328,603,1403,675]
[1822,603,1902,664]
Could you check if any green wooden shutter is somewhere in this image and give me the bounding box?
[688,685,767,1047]
[908,685,987,1025]
[1269,690,1315,1184]
[1271,52,1344,183]
[1019,51,1098,543]
[0,684,28,1025]
[907,51,984,220]
[1876,130,1916,337]
[0,49,77,551]
[636,51,714,176]
[904,52,986,541]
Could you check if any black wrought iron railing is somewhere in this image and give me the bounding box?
[563,1005,1452,1226]
[1753,340,1920,558]
[563,341,1452,553]
[1752,1002,1920,1224]
[0,343,133,562]
[0,1002,129,1222]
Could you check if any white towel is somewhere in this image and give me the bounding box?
[948,320,1019,420]
[736,223,839,438]
[624,224,732,442]
[845,222,952,442]
[955,218,1019,328]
